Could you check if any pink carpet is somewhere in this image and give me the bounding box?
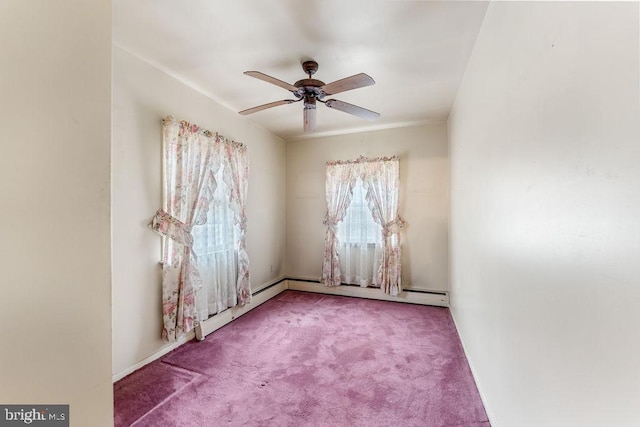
[114,290,489,426]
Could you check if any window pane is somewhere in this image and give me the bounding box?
[192,170,235,257]
[338,179,380,244]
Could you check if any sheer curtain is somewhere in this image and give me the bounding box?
[191,166,237,320]
[337,178,382,287]
[149,116,250,341]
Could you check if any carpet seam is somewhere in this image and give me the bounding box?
[160,359,210,377]
[128,366,203,427]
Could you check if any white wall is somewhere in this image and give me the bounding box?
[285,124,449,292]
[449,2,640,426]
[0,1,113,425]
[112,47,286,378]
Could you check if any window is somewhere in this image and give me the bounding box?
[337,178,382,287]
[322,155,405,295]
[154,116,250,342]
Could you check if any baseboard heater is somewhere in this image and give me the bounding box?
[287,277,447,294]
[284,277,449,308]
[252,277,288,296]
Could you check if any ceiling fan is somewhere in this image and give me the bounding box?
[239,60,380,132]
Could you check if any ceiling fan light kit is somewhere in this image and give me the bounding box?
[303,104,316,133]
[239,60,380,132]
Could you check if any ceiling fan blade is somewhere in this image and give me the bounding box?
[239,99,297,115]
[320,73,375,96]
[244,71,299,92]
[324,99,380,121]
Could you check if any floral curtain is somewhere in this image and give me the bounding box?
[321,155,406,295]
[223,141,251,305]
[321,162,358,286]
[150,116,250,342]
[362,157,406,295]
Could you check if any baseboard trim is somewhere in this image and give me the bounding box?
[449,308,494,426]
[286,280,449,307]
[112,331,196,383]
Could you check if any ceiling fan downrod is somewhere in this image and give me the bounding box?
[302,60,319,78]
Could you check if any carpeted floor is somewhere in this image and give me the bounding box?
[114,290,489,426]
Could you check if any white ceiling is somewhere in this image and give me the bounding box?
[113,1,489,140]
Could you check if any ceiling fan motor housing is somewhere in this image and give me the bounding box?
[294,78,326,100]
[295,60,327,101]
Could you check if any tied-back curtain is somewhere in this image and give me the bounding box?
[158,117,218,341]
[322,155,406,295]
[321,163,358,286]
[223,141,251,305]
[150,116,250,342]
[362,157,406,296]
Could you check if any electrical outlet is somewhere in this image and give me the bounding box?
[270,264,273,273]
